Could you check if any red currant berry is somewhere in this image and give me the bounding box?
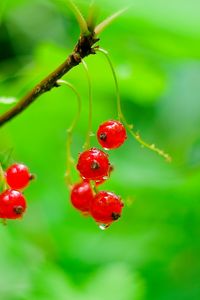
[95,165,114,186]
[97,120,127,149]
[0,189,27,219]
[76,148,110,181]
[5,163,32,190]
[70,181,94,213]
[90,191,124,225]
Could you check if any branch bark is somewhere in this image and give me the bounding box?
[0,34,99,127]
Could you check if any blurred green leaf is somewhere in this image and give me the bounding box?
[0,1,200,300]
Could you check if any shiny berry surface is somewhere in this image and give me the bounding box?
[90,191,124,224]
[95,165,114,186]
[0,189,27,219]
[76,148,110,181]
[97,120,127,149]
[70,181,94,213]
[6,163,31,190]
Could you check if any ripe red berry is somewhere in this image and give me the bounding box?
[76,148,110,181]
[95,165,114,186]
[0,189,27,219]
[70,181,94,213]
[5,163,32,190]
[97,120,127,149]
[90,191,124,225]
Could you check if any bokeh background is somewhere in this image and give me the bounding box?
[0,0,200,299]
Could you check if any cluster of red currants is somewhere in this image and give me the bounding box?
[70,120,127,229]
[0,163,32,220]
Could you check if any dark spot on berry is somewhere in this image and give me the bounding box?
[91,161,100,170]
[13,205,24,215]
[99,133,107,141]
[111,212,121,220]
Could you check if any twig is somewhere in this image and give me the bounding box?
[0,34,99,127]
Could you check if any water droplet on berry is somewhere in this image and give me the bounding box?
[102,176,108,180]
[98,223,110,230]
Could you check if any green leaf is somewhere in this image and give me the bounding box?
[66,0,89,35]
[94,7,128,35]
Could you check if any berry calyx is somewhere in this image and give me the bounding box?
[0,189,27,219]
[76,147,110,181]
[97,120,127,149]
[70,181,94,213]
[5,163,32,190]
[90,191,124,225]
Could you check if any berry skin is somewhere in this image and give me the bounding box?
[76,148,110,181]
[97,120,127,149]
[95,165,114,186]
[0,189,27,219]
[6,163,32,190]
[90,191,124,225]
[70,181,94,213]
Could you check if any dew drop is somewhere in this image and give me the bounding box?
[98,223,110,230]
[102,176,108,180]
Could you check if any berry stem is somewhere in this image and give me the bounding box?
[1,219,7,226]
[57,80,81,133]
[92,182,98,194]
[96,48,122,119]
[57,79,82,187]
[0,163,7,191]
[1,148,14,167]
[81,59,93,150]
[96,47,171,162]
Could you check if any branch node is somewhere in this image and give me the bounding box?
[72,53,81,63]
[53,82,60,88]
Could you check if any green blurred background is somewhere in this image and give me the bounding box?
[0,0,200,299]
